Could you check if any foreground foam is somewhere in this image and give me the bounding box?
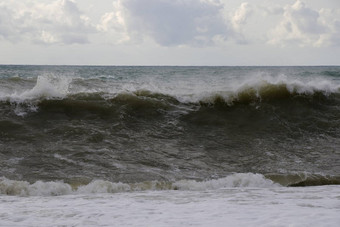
[1,184,339,227]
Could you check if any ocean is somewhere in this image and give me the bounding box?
[0,65,339,226]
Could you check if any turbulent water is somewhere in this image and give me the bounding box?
[0,65,340,226]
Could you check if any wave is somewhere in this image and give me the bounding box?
[1,73,340,101]
[198,85,339,107]
[1,81,340,117]
[1,173,339,197]
[266,173,340,187]
[0,173,277,196]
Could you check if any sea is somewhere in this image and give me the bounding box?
[0,65,339,226]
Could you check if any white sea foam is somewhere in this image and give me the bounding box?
[0,74,73,116]
[2,173,338,226]
[173,173,278,190]
[77,180,131,194]
[14,74,72,101]
[0,177,72,196]
[0,74,72,106]
[0,185,338,227]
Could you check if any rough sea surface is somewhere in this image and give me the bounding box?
[0,65,339,226]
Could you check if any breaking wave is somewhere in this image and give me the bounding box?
[1,74,340,117]
[0,173,278,196]
[2,173,339,197]
[265,173,340,187]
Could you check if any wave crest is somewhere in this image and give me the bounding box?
[199,82,339,106]
[1,74,340,117]
[266,173,340,187]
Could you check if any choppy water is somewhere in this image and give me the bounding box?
[0,65,339,226]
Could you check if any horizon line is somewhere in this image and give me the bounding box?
[1,64,339,67]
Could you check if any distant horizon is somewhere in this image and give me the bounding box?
[1,64,339,67]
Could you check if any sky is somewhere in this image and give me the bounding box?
[0,0,339,66]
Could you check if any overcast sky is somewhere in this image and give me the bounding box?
[0,0,339,65]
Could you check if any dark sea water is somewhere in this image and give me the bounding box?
[1,65,340,189]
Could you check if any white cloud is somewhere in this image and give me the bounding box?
[317,8,340,47]
[268,0,340,47]
[98,0,232,46]
[96,1,130,44]
[0,4,14,40]
[231,2,252,29]
[229,2,253,44]
[0,0,95,44]
[1,0,339,50]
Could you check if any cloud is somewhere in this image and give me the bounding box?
[0,0,95,45]
[0,4,15,41]
[1,0,339,49]
[98,0,232,46]
[317,8,340,47]
[231,2,252,29]
[230,2,253,44]
[96,1,130,44]
[268,0,340,47]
